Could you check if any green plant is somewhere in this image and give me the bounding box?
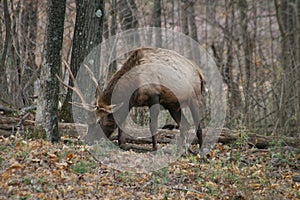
[188,155,198,164]
[235,130,249,149]
[151,167,169,185]
[119,171,136,183]
[19,195,31,200]
[16,148,31,158]
[72,161,88,174]
[23,176,31,185]
[37,176,46,184]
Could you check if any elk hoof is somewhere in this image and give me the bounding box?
[152,146,158,151]
[119,144,127,150]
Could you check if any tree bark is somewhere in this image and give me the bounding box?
[187,0,198,42]
[275,0,300,134]
[35,0,66,142]
[60,0,104,122]
[0,0,11,102]
[237,0,253,129]
[117,0,140,45]
[153,0,162,47]
[20,0,38,105]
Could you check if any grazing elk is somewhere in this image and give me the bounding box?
[85,47,205,151]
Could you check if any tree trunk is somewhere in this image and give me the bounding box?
[20,0,38,106]
[187,0,198,42]
[237,0,253,129]
[60,0,104,122]
[35,0,66,142]
[275,0,300,132]
[224,0,243,123]
[117,0,140,45]
[108,0,117,78]
[153,0,162,47]
[274,0,300,135]
[181,0,190,56]
[0,0,11,102]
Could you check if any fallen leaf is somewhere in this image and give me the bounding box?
[250,183,261,189]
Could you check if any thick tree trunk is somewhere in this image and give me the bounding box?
[237,0,253,129]
[153,0,162,47]
[0,0,11,102]
[60,0,104,123]
[187,0,198,42]
[20,0,38,105]
[35,0,66,142]
[275,0,300,134]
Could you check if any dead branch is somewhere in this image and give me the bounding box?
[0,115,299,149]
[0,106,17,114]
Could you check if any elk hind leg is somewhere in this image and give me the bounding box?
[168,108,189,153]
[189,101,203,149]
[118,128,126,149]
[149,97,160,150]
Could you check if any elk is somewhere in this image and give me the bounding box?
[61,47,205,151]
[91,47,205,150]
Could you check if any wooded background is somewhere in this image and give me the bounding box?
[0,0,299,140]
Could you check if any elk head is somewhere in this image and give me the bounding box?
[93,93,124,138]
[57,62,121,142]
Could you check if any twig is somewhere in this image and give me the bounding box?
[16,113,31,128]
[20,106,36,115]
[167,185,202,195]
[85,146,101,163]
[0,106,17,114]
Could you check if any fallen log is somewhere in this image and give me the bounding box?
[0,106,18,114]
[111,127,300,149]
[0,115,299,149]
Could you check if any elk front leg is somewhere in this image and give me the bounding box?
[149,97,160,150]
[118,127,126,148]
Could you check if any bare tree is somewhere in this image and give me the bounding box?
[187,0,198,42]
[153,0,162,47]
[237,0,252,126]
[0,0,38,107]
[212,0,243,126]
[35,0,66,142]
[20,0,38,105]
[117,0,140,45]
[60,0,104,122]
[108,0,117,77]
[275,0,300,134]
[0,0,10,102]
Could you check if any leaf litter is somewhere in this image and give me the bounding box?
[0,135,299,199]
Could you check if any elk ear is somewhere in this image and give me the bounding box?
[107,102,124,113]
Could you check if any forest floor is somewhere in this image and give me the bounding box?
[0,133,299,200]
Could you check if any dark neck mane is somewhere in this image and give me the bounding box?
[101,49,145,104]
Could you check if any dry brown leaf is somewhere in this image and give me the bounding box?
[15,141,23,150]
[56,162,68,170]
[31,158,41,162]
[9,162,23,170]
[0,170,11,181]
[66,153,74,160]
[47,152,57,158]
[250,183,261,189]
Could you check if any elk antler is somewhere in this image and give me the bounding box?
[83,64,102,96]
[56,60,96,111]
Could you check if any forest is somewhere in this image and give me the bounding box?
[0,0,299,199]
